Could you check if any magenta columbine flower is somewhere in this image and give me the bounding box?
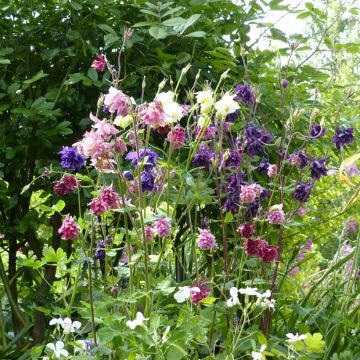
[239,185,257,203]
[144,226,154,242]
[91,54,106,72]
[166,127,186,149]
[53,175,78,196]
[58,215,79,240]
[267,205,285,224]
[237,224,255,238]
[100,186,120,209]
[190,283,211,304]
[245,238,278,263]
[154,218,171,238]
[88,197,108,216]
[267,164,277,178]
[197,228,218,250]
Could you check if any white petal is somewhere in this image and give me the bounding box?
[72,321,81,330]
[49,319,58,326]
[229,287,238,297]
[62,318,72,326]
[59,349,69,357]
[126,320,136,330]
[55,341,65,350]
[46,343,55,351]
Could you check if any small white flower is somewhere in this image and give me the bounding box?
[60,318,81,334]
[126,312,149,330]
[215,92,239,117]
[226,287,240,308]
[258,289,271,299]
[74,339,91,354]
[239,287,260,297]
[174,286,200,303]
[49,318,63,326]
[260,298,276,309]
[46,341,69,358]
[251,344,266,360]
[286,333,307,343]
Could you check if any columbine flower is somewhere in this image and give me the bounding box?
[154,218,171,238]
[267,164,277,178]
[237,223,255,238]
[245,239,278,263]
[286,333,307,343]
[196,90,214,113]
[331,126,354,150]
[190,282,211,304]
[289,150,311,169]
[58,215,79,240]
[60,317,81,334]
[281,79,288,88]
[90,113,118,140]
[140,101,166,128]
[243,124,273,157]
[347,218,357,233]
[53,175,77,196]
[197,228,218,250]
[234,84,255,105]
[166,127,186,149]
[267,204,285,225]
[144,226,154,242]
[126,312,149,330]
[291,181,313,202]
[46,341,68,358]
[141,170,156,192]
[251,344,266,360]
[215,92,240,117]
[226,287,240,308]
[59,147,85,171]
[104,87,129,116]
[125,148,160,170]
[95,241,106,260]
[310,122,326,138]
[239,185,257,204]
[221,150,242,168]
[100,186,120,209]
[91,54,106,72]
[192,144,215,170]
[310,158,327,180]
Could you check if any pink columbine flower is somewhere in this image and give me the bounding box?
[267,164,277,178]
[58,215,79,240]
[195,126,217,140]
[237,223,255,238]
[298,251,306,261]
[166,127,186,149]
[88,197,108,216]
[297,207,306,217]
[91,55,106,72]
[100,186,120,209]
[90,113,119,140]
[239,185,257,203]
[144,226,154,242]
[140,101,165,129]
[267,204,285,224]
[114,138,127,155]
[197,228,218,250]
[154,218,171,238]
[190,283,211,304]
[104,87,129,116]
[73,130,113,159]
[347,218,357,233]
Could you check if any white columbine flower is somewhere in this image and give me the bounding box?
[215,92,239,117]
[114,114,133,129]
[126,312,149,330]
[163,102,184,124]
[251,344,266,360]
[156,91,175,105]
[174,286,200,303]
[196,90,214,113]
[286,333,307,343]
[60,317,81,334]
[46,341,69,359]
[239,287,260,297]
[226,287,240,308]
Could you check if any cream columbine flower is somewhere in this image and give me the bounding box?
[156,91,175,105]
[197,115,211,129]
[126,312,149,330]
[196,90,214,113]
[239,287,260,296]
[174,286,200,303]
[163,101,184,124]
[286,333,307,343]
[114,114,133,129]
[226,287,240,308]
[251,344,266,360]
[215,92,239,117]
[46,341,69,359]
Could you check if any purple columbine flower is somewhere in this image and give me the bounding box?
[257,158,270,174]
[331,127,354,150]
[95,241,106,260]
[289,150,311,169]
[310,158,328,180]
[234,84,255,105]
[192,144,215,170]
[221,150,242,169]
[291,181,313,202]
[59,147,85,171]
[243,124,273,157]
[141,170,155,192]
[225,109,240,123]
[123,170,134,181]
[125,148,160,171]
[310,122,326,138]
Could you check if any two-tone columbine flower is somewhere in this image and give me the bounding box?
[126,312,148,330]
[215,92,240,118]
[174,286,199,303]
[197,228,218,250]
[58,215,79,240]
